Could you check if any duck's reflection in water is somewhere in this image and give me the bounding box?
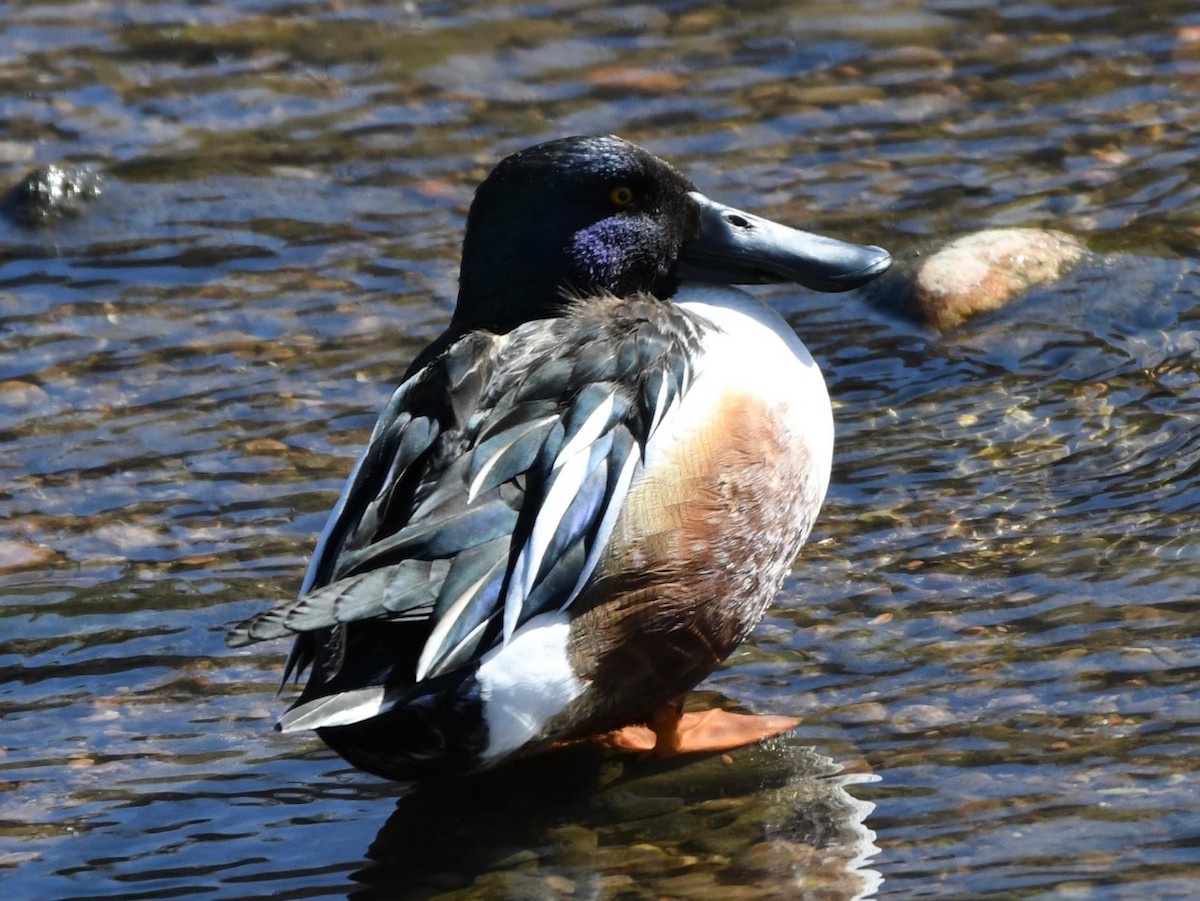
[350,736,881,900]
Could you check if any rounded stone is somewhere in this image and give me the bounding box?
[868,228,1087,329]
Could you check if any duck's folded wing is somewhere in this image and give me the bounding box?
[227,299,701,683]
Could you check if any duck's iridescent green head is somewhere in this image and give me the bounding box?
[454,135,890,334]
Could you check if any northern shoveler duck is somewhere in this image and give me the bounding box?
[228,135,891,781]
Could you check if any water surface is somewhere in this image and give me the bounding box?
[4,1,1200,898]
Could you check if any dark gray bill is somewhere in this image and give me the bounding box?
[678,191,892,292]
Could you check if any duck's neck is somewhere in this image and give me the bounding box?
[452,274,568,336]
[400,277,569,379]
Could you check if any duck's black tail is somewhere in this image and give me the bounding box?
[313,667,487,782]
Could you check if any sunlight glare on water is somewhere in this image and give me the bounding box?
[3,1,1200,898]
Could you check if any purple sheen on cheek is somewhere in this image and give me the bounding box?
[569,221,621,285]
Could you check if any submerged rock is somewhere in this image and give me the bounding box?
[0,540,56,573]
[1,164,103,228]
[867,227,1087,329]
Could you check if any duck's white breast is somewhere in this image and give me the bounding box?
[667,284,834,509]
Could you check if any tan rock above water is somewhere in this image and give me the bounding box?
[868,227,1087,329]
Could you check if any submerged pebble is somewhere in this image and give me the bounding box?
[0,541,56,573]
[0,164,103,228]
[0,380,49,413]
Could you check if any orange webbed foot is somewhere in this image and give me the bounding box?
[656,707,801,756]
[586,705,801,757]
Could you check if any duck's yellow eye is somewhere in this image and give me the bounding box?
[610,185,635,207]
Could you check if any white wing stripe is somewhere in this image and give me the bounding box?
[416,561,503,682]
[651,370,671,428]
[560,442,640,611]
[277,686,389,732]
[502,445,592,642]
[553,390,616,468]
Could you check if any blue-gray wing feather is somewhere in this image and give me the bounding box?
[227,296,704,688]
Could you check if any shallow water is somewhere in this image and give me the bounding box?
[4,1,1200,898]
